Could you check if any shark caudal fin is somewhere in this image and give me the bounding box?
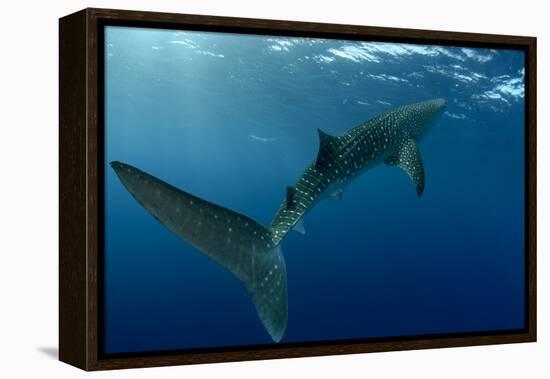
[110,161,288,342]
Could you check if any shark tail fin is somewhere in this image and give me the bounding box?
[110,161,288,342]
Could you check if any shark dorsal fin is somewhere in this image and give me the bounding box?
[286,186,296,209]
[315,129,338,169]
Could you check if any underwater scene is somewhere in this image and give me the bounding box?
[103,26,525,354]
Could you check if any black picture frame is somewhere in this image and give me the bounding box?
[59,7,536,371]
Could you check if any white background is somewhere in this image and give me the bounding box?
[0,0,546,377]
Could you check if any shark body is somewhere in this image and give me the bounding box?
[270,98,446,243]
[110,98,446,343]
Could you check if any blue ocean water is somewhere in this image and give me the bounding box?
[103,26,525,354]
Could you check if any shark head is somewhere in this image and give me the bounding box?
[417,97,446,119]
[427,98,447,114]
[402,98,446,139]
[427,97,446,126]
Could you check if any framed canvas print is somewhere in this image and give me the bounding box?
[59,8,536,371]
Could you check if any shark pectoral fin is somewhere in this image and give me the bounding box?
[329,188,344,200]
[314,128,338,169]
[292,218,306,234]
[385,139,425,196]
[110,161,288,342]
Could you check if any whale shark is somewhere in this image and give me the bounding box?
[110,98,446,343]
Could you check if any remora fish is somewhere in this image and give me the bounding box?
[110,98,446,342]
